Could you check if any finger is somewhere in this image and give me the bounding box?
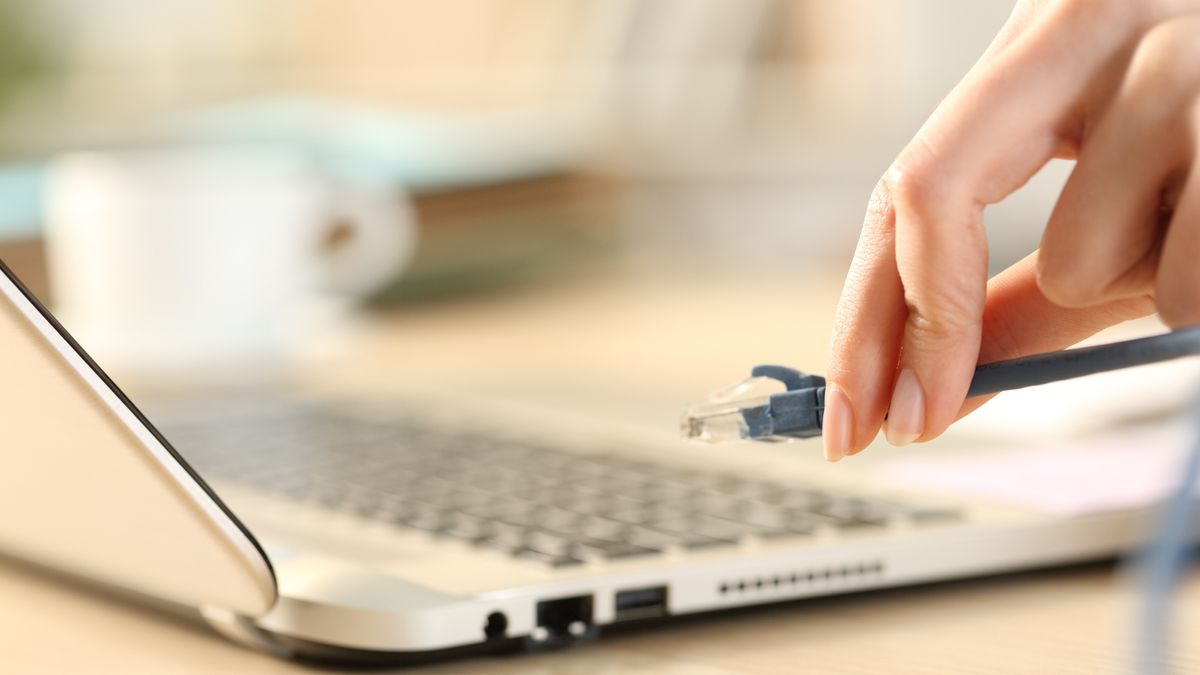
[878,1,1158,446]
[956,251,1156,420]
[826,184,907,461]
[968,1,1079,161]
[1038,18,1200,308]
[1157,147,1200,326]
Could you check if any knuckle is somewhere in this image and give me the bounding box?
[1127,17,1200,99]
[886,155,950,223]
[1157,275,1200,327]
[1157,295,1200,328]
[903,281,982,346]
[905,305,975,348]
[1036,257,1100,308]
[886,165,926,205]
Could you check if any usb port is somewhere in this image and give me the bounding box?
[614,586,668,622]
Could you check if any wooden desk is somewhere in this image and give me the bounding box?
[4,269,1198,673]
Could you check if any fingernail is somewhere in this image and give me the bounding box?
[823,387,854,462]
[885,368,925,446]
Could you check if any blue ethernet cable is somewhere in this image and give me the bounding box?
[682,326,1200,443]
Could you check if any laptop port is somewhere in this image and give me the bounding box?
[614,585,668,622]
[483,611,508,641]
[531,595,594,645]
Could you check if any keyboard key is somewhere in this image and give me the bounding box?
[649,516,744,546]
[577,540,661,561]
[578,517,627,542]
[514,548,585,568]
[405,507,459,533]
[524,531,574,555]
[475,523,529,553]
[441,516,491,541]
[625,527,690,549]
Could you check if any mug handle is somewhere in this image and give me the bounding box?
[317,181,416,296]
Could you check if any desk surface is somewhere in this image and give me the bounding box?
[4,268,1198,674]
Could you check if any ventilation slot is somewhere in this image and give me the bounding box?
[718,560,885,597]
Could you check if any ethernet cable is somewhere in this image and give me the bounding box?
[682,326,1200,443]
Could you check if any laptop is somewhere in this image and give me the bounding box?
[0,258,1175,664]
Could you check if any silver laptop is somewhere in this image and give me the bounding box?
[0,259,1169,664]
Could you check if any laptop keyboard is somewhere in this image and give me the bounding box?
[163,406,961,568]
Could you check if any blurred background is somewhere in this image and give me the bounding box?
[0,0,1176,443]
[0,0,1042,275]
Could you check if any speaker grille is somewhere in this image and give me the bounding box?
[718,560,885,597]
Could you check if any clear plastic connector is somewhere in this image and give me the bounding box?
[682,365,828,443]
[679,375,782,443]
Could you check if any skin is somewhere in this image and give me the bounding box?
[824,0,1200,461]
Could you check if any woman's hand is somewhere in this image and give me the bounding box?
[825,0,1200,461]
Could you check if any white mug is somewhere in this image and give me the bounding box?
[43,146,415,381]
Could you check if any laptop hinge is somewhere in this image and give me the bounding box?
[200,606,295,658]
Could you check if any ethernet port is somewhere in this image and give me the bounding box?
[531,595,595,646]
